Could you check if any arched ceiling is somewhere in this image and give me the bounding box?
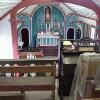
[0,0,100,26]
[0,0,22,17]
[17,2,97,26]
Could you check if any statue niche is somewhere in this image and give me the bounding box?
[45,6,51,22]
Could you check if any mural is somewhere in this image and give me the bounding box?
[17,14,31,49]
[17,5,81,49]
[32,5,64,47]
[65,15,78,39]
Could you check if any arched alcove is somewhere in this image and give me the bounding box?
[21,28,29,49]
[67,28,75,39]
[45,6,51,23]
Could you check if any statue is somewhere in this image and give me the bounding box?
[45,6,51,22]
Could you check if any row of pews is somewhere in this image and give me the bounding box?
[0,58,58,100]
[59,38,100,100]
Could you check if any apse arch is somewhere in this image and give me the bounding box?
[20,27,29,49]
[31,4,65,19]
[32,4,65,47]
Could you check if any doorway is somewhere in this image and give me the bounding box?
[67,28,74,39]
[21,28,29,49]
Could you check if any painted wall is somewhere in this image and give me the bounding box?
[17,5,93,48]
[65,15,78,39]
[0,15,13,59]
[52,5,64,35]
[32,5,64,47]
[17,14,31,46]
[32,6,44,47]
[18,5,83,47]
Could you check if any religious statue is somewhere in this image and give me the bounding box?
[45,6,51,22]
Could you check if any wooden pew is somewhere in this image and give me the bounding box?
[0,64,56,100]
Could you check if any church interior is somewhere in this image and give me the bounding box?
[0,0,100,100]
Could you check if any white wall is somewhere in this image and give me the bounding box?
[0,14,13,59]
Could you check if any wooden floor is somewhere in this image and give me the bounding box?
[0,79,68,100]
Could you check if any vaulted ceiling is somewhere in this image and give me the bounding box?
[0,0,100,18]
[0,0,22,17]
[0,0,100,25]
[17,2,97,26]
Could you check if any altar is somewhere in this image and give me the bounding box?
[36,32,59,46]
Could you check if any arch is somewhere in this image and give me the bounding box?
[0,0,99,22]
[17,14,31,47]
[11,0,99,19]
[66,27,75,39]
[21,28,29,49]
[32,5,65,47]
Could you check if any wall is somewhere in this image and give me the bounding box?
[0,15,13,59]
[18,5,82,47]
[17,5,65,48]
[17,14,31,46]
[32,6,44,47]
[65,15,78,39]
[32,5,64,47]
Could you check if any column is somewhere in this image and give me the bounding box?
[10,11,18,59]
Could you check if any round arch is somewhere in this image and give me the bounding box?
[12,0,100,18]
[21,27,29,49]
[66,27,75,40]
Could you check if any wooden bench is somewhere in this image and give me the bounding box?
[0,64,56,100]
